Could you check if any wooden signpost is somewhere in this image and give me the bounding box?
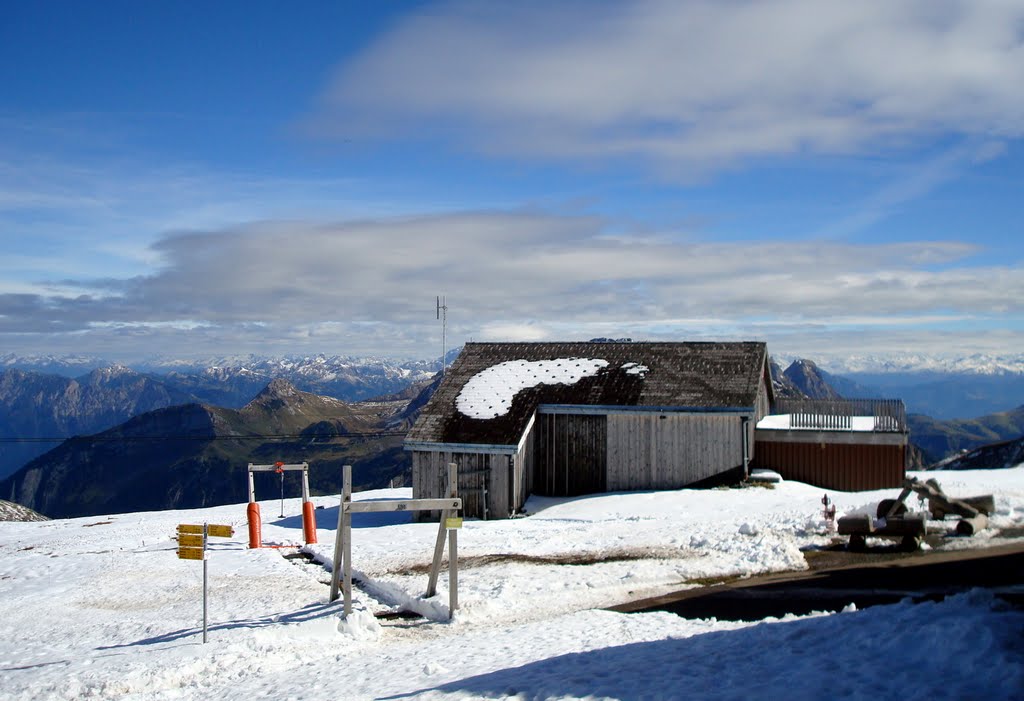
[176,523,234,643]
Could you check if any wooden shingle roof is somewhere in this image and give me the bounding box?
[406,341,768,448]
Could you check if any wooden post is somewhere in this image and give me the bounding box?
[426,463,459,618]
[342,466,352,616]
[447,463,458,615]
[426,486,450,597]
[328,464,353,609]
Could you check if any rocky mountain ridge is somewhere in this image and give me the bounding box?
[770,359,1023,470]
[0,367,198,480]
[780,359,843,400]
[0,357,443,479]
[932,435,1024,472]
[908,405,1024,465]
[0,378,436,519]
[0,499,47,522]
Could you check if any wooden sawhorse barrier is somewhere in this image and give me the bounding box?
[328,463,462,620]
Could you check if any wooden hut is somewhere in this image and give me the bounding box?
[405,341,773,519]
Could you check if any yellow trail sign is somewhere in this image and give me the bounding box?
[177,524,234,537]
[445,517,463,530]
[177,534,203,547]
[206,524,234,538]
[178,547,205,561]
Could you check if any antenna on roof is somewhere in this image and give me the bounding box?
[436,295,447,376]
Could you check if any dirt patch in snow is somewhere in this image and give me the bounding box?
[401,546,684,575]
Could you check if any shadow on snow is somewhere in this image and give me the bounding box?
[380,592,1022,701]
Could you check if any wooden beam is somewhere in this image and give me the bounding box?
[345,498,462,514]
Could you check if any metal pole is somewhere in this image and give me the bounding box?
[279,470,285,518]
[741,416,750,479]
[437,295,447,375]
[202,522,208,644]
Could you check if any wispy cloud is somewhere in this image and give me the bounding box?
[313,0,1024,176]
[815,139,1009,239]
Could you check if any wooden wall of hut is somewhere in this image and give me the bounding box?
[753,441,905,491]
[606,413,744,491]
[532,413,607,496]
[411,450,514,520]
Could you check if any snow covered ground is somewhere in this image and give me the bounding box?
[2,468,1023,700]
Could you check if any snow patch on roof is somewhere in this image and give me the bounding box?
[621,362,649,376]
[457,358,609,419]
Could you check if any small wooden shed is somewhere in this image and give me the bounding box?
[405,341,773,519]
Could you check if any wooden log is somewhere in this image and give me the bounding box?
[876,498,908,519]
[838,514,874,535]
[927,494,980,520]
[960,495,995,516]
[955,514,989,537]
[875,513,927,537]
[916,478,994,519]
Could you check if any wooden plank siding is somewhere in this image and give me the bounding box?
[513,426,534,514]
[606,413,744,491]
[753,440,905,492]
[411,450,515,520]
[532,413,607,496]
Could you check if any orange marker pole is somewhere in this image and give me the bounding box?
[302,501,318,544]
[246,502,261,548]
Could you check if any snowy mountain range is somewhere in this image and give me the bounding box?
[1,352,441,388]
[8,350,1024,379]
[774,352,1024,377]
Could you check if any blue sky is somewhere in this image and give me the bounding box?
[2,1,1022,366]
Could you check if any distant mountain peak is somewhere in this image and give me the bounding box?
[783,358,843,400]
[262,378,299,397]
[241,379,351,425]
[768,357,805,399]
[84,365,138,382]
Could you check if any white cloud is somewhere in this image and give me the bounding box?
[315,0,1024,175]
[478,322,553,342]
[1,210,1021,359]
